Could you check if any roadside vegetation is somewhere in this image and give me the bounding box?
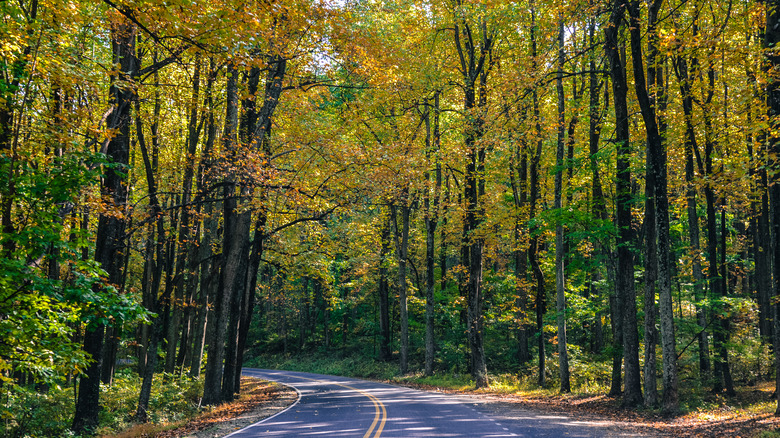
[1,373,285,438]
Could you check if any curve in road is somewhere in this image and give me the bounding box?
[228,369,651,438]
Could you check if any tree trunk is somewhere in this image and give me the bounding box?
[221,213,250,401]
[554,15,571,394]
[188,60,218,377]
[673,51,711,377]
[133,65,172,421]
[510,110,530,365]
[701,62,734,397]
[769,0,780,414]
[424,92,442,376]
[390,202,411,375]
[72,19,136,435]
[529,5,546,388]
[452,9,493,388]
[378,216,392,361]
[166,55,202,374]
[202,65,241,406]
[605,0,636,400]
[627,0,678,410]
[233,214,264,393]
[643,154,659,407]
[588,16,607,356]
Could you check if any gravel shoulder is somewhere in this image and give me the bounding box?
[183,385,297,438]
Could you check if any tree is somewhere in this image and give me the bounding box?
[626,0,678,411]
[554,13,571,394]
[765,0,780,416]
[604,0,642,405]
[72,15,138,434]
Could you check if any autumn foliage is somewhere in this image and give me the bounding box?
[2,0,780,435]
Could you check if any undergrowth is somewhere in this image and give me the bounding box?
[1,369,203,438]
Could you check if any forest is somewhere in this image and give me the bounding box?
[2,0,780,435]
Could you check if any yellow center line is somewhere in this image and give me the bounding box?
[292,375,387,438]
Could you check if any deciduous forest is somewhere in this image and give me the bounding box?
[3,0,780,435]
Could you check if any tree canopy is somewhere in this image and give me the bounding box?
[2,0,780,434]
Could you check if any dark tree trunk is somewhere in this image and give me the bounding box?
[452,9,493,388]
[203,185,250,405]
[72,19,136,435]
[221,204,251,399]
[133,65,171,422]
[378,217,392,362]
[202,65,241,406]
[101,324,121,385]
[673,51,711,377]
[187,57,219,378]
[605,0,637,401]
[626,0,677,410]
[227,55,286,394]
[554,15,571,394]
[440,176,449,296]
[510,109,530,365]
[643,155,659,407]
[390,202,411,375]
[588,16,607,356]
[701,62,734,397]
[768,0,780,415]
[719,201,735,395]
[167,55,202,374]
[233,215,264,393]
[222,64,263,402]
[528,5,546,388]
[424,92,442,376]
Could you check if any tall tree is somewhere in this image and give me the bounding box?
[626,0,678,411]
[201,64,243,406]
[528,4,546,387]
[764,0,780,416]
[604,0,641,405]
[451,0,494,388]
[391,200,412,375]
[554,13,571,394]
[72,16,137,434]
[424,92,443,376]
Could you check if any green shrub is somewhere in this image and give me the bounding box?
[1,384,75,438]
[0,372,204,438]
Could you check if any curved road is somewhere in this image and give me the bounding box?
[228,369,650,438]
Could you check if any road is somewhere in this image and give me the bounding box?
[227,369,651,437]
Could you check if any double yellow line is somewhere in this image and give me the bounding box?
[294,375,387,438]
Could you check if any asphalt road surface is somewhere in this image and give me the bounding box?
[227,369,652,438]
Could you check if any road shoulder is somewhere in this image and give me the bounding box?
[162,378,298,438]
